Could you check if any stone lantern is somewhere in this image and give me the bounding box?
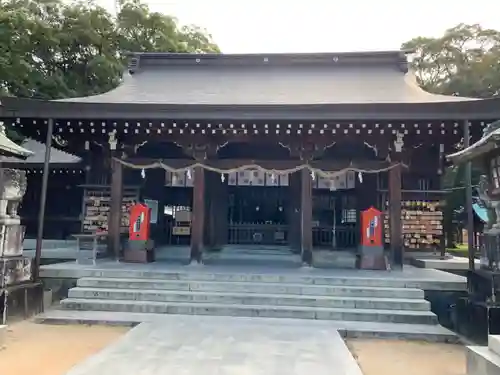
[0,121,33,348]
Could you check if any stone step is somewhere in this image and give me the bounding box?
[0,325,6,349]
[466,346,500,375]
[489,335,500,356]
[35,310,459,343]
[68,287,430,311]
[202,252,302,267]
[76,277,426,299]
[60,298,439,324]
[61,269,444,289]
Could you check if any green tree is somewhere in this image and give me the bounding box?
[0,0,219,100]
[116,0,219,54]
[402,24,500,246]
[403,23,500,98]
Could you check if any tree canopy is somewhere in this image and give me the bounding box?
[403,23,500,98]
[0,0,219,100]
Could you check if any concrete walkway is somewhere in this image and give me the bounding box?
[64,315,363,375]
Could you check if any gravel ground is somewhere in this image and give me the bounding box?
[0,320,128,375]
[347,339,466,375]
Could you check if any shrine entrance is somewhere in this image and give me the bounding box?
[228,186,290,246]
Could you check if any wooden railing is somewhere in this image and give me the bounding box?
[228,224,289,245]
[313,225,358,249]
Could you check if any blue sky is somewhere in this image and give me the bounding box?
[98,0,500,53]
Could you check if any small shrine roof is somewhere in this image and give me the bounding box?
[447,121,500,164]
[1,138,81,166]
[0,124,33,158]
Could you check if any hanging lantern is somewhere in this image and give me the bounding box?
[221,173,225,182]
[311,170,316,180]
[141,169,146,179]
[358,172,363,183]
[186,169,192,180]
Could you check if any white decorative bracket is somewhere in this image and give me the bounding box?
[108,130,118,151]
[394,132,404,153]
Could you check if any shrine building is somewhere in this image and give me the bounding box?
[1,50,499,269]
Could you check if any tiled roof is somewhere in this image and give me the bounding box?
[57,51,476,105]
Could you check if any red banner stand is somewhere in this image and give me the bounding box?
[357,206,387,270]
[123,203,155,263]
[129,203,151,241]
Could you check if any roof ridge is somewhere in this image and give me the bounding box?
[127,50,409,74]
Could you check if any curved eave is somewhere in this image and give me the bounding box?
[447,128,500,165]
[0,131,34,158]
[1,96,500,121]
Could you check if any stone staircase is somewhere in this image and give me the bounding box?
[467,335,500,375]
[38,268,457,341]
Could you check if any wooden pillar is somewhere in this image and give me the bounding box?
[190,166,205,263]
[301,168,313,264]
[216,175,229,248]
[34,118,54,281]
[288,172,301,253]
[205,171,225,250]
[388,164,403,269]
[108,157,123,260]
[463,120,475,270]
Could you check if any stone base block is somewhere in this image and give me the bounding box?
[0,325,6,350]
[123,240,155,263]
[0,256,31,286]
[357,245,387,270]
[2,282,44,320]
[466,345,500,375]
[0,223,25,257]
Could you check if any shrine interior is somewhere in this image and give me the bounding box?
[70,136,446,257]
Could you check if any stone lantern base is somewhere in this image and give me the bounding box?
[0,169,32,287]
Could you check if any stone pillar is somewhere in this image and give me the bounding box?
[190,166,205,263]
[301,168,313,265]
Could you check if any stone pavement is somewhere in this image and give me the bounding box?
[64,315,363,375]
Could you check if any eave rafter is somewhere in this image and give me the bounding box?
[1,118,493,156]
[8,118,490,136]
